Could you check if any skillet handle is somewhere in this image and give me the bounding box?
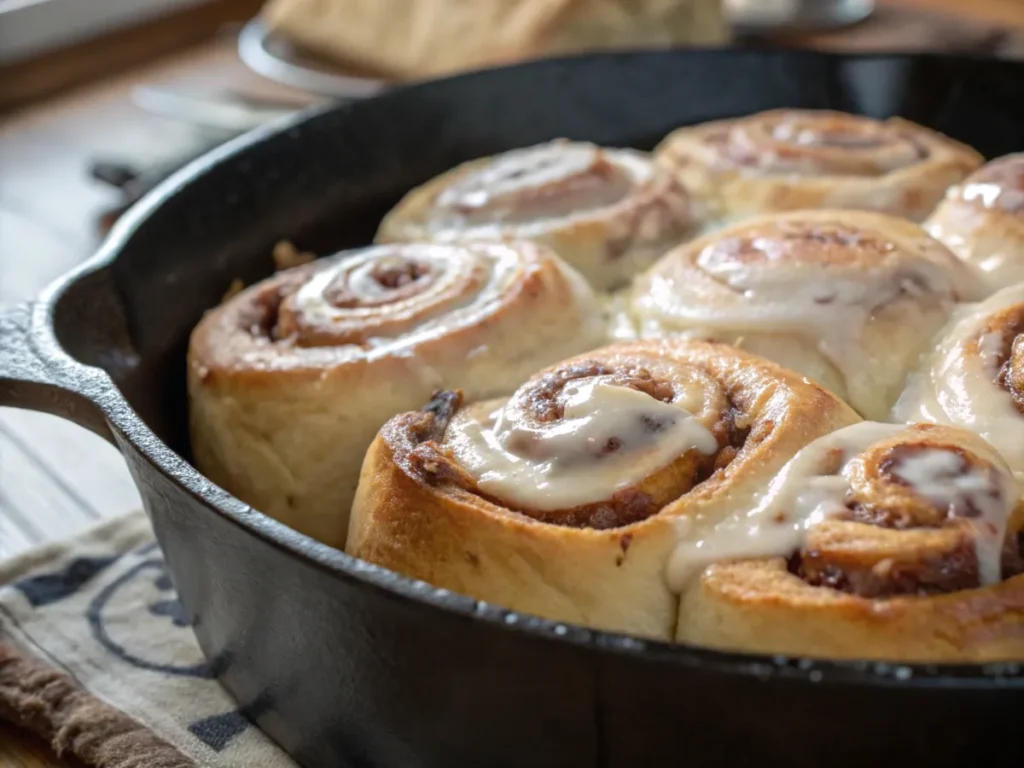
[0,301,114,442]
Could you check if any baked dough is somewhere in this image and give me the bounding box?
[261,0,729,79]
[347,339,858,638]
[377,140,698,291]
[677,422,1024,662]
[656,109,982,224]
[924,153,1024,292]
[188,241,606,549]
[628,210,986,420]
[893,282,1024,479]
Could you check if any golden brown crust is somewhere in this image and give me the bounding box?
[188,241,606,549]
[655,109,982,224]
[347,339,860,639]
[681,558,1024,662]
[677,423,1024,662]
[376,140,698,291]
[924,153,1024,292]
[629,209,984,420]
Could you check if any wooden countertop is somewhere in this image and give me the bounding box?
[2,1,1024,765]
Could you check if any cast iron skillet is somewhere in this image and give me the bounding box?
[4,49,1024,768]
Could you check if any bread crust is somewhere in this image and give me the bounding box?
[656,109,982,224]
[629,209,985,420]
[347,339,859,638]
[188,241,606,548]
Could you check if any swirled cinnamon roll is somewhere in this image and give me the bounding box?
[924,153,1024,291]
[347,340,859,638]
[655,109,982,224]
[629,210,986,420]
[188,241,606,548]
[675,422,1024,662]
[894,283,1024,479]
[376,140,698,291]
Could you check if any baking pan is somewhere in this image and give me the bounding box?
[4,48,1024,768]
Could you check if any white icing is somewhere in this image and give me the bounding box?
[977,330,1005,366]
[633,227,961,415]
[730,113,919,176]
[961,181,1024,213]
[924,162,1024,289]
[420,143,671,242]
[667,422,1018,591]
[600,292,638,342]
[293,244,485,327]
[888,448,1010,586]
[893,283,1024,479]
[436,143,606,214]
[285,242,604,364]
[446,379,718,511]
[667,422,897,587]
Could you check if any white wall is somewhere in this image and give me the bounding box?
[0,0,211,64]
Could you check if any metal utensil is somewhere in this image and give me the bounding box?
[728,0,875,33]
[237,20,386,101]
[131,86,299,132]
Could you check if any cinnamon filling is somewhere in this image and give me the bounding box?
[780,130,887,149]
[707,113,927,175]
[785,442,1024,598]
[522,362,675,423]
[369,259,431,290]
[971,308,1024,415]
[238,246,487,348]
[997,334,1024,415]
[789,534,1024,598]
[787,544,985,598]
[241,268,314,342]
[405,372,748,531]
[323,258,434,309]
[1004,337,1024,413]
[708,225,896,267]
[435,145,634,224]
[873,444,996,523]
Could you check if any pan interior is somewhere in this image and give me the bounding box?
[48,49,1024,458]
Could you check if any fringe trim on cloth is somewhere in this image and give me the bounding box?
[0,642,195,768]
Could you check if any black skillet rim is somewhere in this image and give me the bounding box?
[34,46,1024,690]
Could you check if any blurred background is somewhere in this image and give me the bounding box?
[1,0,1024,758]
[0,0,1023,551]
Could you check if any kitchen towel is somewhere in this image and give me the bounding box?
[0,512,296,767]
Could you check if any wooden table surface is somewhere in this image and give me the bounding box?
[2,1,1024,765]
[0,34,316,767]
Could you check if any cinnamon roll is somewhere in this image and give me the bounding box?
[894,283,1024,479]
[376,139,698,291]
[675,422,1024,662]
[347,340,859,639]
[628,210,986,420]
[655,109,982,224]
[188,241,606,549]
[924,153,1024,291]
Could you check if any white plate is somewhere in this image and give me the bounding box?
[237,19,387,101]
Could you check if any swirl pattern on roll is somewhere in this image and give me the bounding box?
[376,139,697,290]
[347,339,859,638]
[655,109,982,223]
[188,241,606,549]
[894,283,1024,479]
[628,210,985,420]
[675,422,1024,662]
[924,153,1024,291]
